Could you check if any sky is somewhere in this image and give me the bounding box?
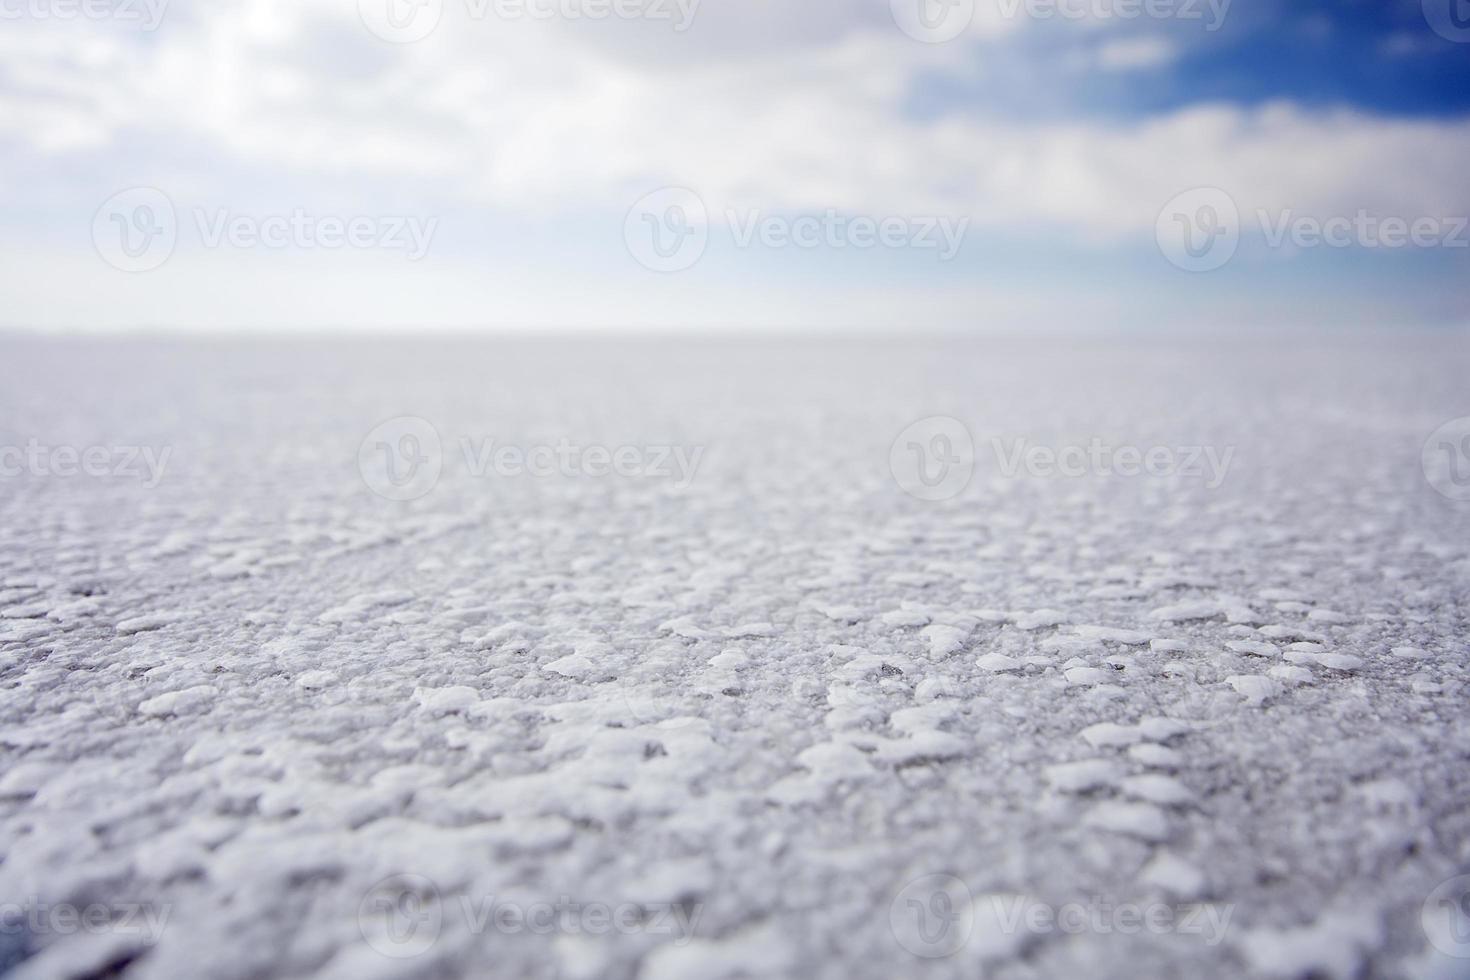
[2,0,1469,332]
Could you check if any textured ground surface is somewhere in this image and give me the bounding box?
[2,334,1469,980]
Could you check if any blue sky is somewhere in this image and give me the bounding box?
[911,1,1470,120]
[1,0,1467,331]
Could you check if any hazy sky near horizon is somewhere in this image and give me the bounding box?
[3,0,1470,331]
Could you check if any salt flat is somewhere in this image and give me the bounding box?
[1,334,1468,979]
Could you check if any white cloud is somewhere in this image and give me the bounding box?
[5,2,1466,231]
[1,0,1467,329]
[1096,35,1179,70]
